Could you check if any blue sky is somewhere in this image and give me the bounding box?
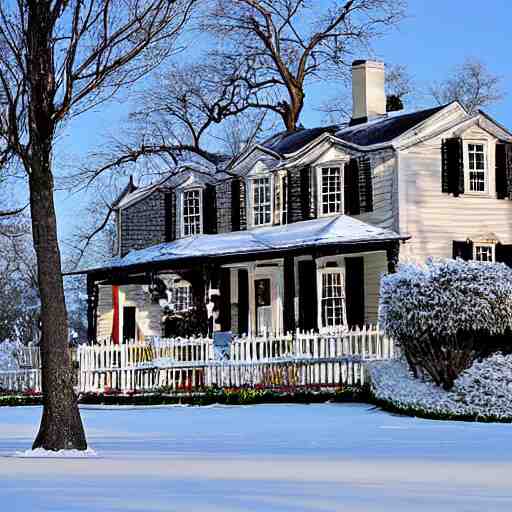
[51,0,512,251]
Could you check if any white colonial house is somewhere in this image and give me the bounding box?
[73,59,512,343]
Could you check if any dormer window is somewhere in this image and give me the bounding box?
[465,142,487,193]
[252,176,272,226]
[321,167,342,215]
[182,188,202,236]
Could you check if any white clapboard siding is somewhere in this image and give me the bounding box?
[96,284,114,339]
[356,148,398,232]
[399,122,512,264]
[363,251,388,324]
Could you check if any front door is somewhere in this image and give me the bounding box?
[123,306,136,342]
[255,278,272,335]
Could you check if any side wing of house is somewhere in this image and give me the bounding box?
[397,103,512,263]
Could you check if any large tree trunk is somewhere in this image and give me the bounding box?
[27,0,87,451]
[30,167,87,451]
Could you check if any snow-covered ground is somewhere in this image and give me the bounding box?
[1,403,512,511]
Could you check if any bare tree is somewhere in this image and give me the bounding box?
[0,217,39,343]
[205,0,406,131]
[73,61,273,189]
[0,0,196,451]
[429,58,505,114]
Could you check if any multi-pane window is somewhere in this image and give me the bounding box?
[321,270,345,328]
[173,285,192,312]
[474,244,495,262]
[467,143,486,192]
[183,189,202,236]
[321,167,342,215]
[252,177,272,226]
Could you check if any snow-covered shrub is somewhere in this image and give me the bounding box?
[0,340,22,371]
[370,353,512,421]
[380,258,512,390]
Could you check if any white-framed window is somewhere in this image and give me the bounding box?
[252,176,272,226]
[465,142,487,193]
[320,268,346,329]
[182,188,202,236]
[173,284,192,312]
[320,167,342,215]
[474,243,495,262]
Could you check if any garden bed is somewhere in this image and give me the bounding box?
[369,354,512,423]
[0,385,371,407]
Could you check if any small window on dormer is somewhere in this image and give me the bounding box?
[321,167,342,215]
[252,177,272,226]
[182,188,202,236]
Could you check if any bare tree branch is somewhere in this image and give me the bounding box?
[429,58,505,114]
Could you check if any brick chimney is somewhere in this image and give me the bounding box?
[350,60,386,126]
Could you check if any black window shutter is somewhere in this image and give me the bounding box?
[283,256,295,333]
[202,184,217,234]
[358,156,373,212]
[287,168,301,223]
[237,269,249,335]
[164,190,176,242]
[345,257,365,328]
[442,138,464,196]
[300,166,313,220]
[452,240,473,260]
[495,243,512,267]
[496,144,507,199]
[497,143,512,200]
[239,179,247,230]
[344,159,360,215]
[219,268,231,331]
[298,260,317,331]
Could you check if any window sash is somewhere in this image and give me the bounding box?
[465,142,487,193]
[474,243,495,262]
[321,167,342,215]
[252,177,272,226]
[173,285,192,312]
[182,189,202,236]
[321,270,345,328]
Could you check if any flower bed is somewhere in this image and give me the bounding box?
[370,354,512,422]
[0,385,371,407]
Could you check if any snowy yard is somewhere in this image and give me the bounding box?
[1,404,512,511]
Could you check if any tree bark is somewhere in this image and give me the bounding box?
[27,0,87,451]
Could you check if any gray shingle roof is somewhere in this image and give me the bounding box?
[259,105,447,156]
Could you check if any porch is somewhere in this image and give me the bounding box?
[81,215,404,342]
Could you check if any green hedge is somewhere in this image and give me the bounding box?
[0,385,371,408]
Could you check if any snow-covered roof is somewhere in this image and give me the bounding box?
[80,215,404,274]
[115,164,218,209]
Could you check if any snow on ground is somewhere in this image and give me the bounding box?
[371,354,512,419]
[1,404,512,511]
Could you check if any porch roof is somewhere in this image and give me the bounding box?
[75,215,405,275]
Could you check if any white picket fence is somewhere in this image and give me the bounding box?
[0,326,396,394]
[77,325,395,393]
[0,369,41,393]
